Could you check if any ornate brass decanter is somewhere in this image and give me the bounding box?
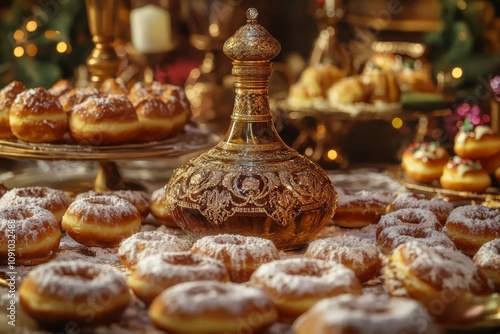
[165,8,337,250]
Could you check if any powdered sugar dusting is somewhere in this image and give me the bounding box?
[398,241,494,293]
[377,208,442,236]
[65,195,139,224]
[390,193,453,216]
[0,186,71,212]
[445,205,500,234]
[26,260,128,300]
[154,281,272,315]
[336,188,395,208]
[0,205,58,243]
[473,238,500,268]
[250,258,359,296]
[377,225,456,251]
[306,235,380,265]
[12,87,62,113]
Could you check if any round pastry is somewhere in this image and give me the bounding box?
[19,260,131,329]
[364,71,401,103]
[127,251,229,305]
[191,234,281,283]
[249,258,362,322]
[0,205,61,265]
[440,156,491,193]
[0,80,25,138]
[149,186,177,227]
[48,79,73,98]
[482,152,500,184]
[293,293,440,334]
[149,281,278,333]
[386,192,454,225]
[305,235,382,282]
[100,78,128,95]
[76,190,150,221]
[9,87,67,143]
[401,141,450,183]
[69,94,142,145]
[333,188,395,228]
[59,87,101,112]
[376,208,442,238]
[454,119,500,159]
[118,230,192,270]
[473,239,500,291]
[134,95,190,141]
[61,195,141,248]
[443,204,500,256]
[384,241,494,300]
[327,76,366,105]
[0,186,72,223]
[376,225,456,255]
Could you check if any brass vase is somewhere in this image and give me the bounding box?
[165,8,337,250]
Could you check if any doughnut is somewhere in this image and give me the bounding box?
[332,188,395,228]
[305,235,382,282]
[191,234,281,283]
[384,241,494,301]
[293,294,439,334]
[19,260,131,329]
[386,192,453,225]
[69,94,142,145]
[376,225,456,255]
[149,186,177,227]
[473,239,500,291]
[0,186,72,223]
[61,195,141,248]
[248,258,362,322]
[440,156,491,193]
[47,79,73,98]
[127,251,229,305]
[0,205,61,265]
[401,141,450,183]
[9,87,67,143]
[443,204,500,256]
[100,78,128,95]
[0,80,25,138]
[483,152,500,183]
[118,230,192,270]
[454,120,500,159]
[149,281,278,334]
[376,208,442,238]
[58,87,101,112]
[76,190,150,221]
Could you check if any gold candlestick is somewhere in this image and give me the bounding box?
[85,0,120,87]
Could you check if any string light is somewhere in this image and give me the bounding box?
[26,43,38,56]
[26,20,37,32]
[327,150,338,160]
[56,41,68,53]
[392,117,403,129]
[13,46,24,57]
[13,30,24,41]
[452,67,463,79]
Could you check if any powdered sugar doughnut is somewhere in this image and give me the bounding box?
[118,230,192,270]
[293,294,440,334]
[191,234,280,283]
[377,225,456,255]
[76,190,150,221]
[62,195,141,248]
[127,251,229,304]
[305,235,382,282]
[249,258,362,322]
[444,205,500,256]
[149,186,177,227]
[386,193,453,225]
[0,205,61,265]
[377,208,442,238]
[149,281,278,333]
[19,260,130,329]
[384,241,494,300]
[473,239,500,291]
[0,186,72,223]
[333,188,395,228]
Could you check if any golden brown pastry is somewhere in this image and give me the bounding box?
[0,80,25,138]
[47,79,73,98]
[454,120,500,160]
[473,239,500,291]
[9,87,67,143]
[401,141,450,183]
[59,87,101,112]
[100,78,128,95]
[440,156,491,193]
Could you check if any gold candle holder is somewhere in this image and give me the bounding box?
[85,0,120,87]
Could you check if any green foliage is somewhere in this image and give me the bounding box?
[0,0,93,88]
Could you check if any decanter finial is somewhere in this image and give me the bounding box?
[246,8,258,21]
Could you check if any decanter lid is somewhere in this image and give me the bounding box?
[223,8,281,61]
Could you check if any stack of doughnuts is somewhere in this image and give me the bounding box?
[0,78,192,145]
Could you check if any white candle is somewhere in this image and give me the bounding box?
[130,4,173,53]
